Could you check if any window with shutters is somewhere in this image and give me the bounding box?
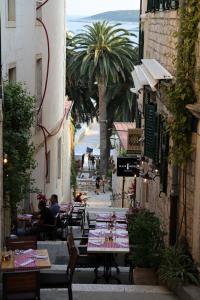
[144,103,160,164]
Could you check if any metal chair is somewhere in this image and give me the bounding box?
[3,270,40,300]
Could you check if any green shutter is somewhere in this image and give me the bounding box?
[144,103,160,163]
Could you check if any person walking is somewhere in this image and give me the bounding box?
[91,155,95,170]
[95,174,101,195]
[81,153,85,169]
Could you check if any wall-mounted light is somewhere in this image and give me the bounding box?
[3,154,8,164]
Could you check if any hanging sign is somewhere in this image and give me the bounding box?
[127,128,143,154]
[117,157,140,177]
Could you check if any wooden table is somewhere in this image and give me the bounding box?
[17,214,33,222]
[1,249,51,272]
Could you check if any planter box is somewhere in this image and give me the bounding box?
[133,267,158,285]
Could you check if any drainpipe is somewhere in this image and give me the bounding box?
[169,166,179,245]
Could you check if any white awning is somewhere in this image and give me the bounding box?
[130,59,173,94]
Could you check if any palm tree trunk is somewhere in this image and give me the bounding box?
[98,80,108,175]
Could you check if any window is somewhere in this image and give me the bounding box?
[57,138,62,179]
[7,0,16,22]
[46,151,51,183]
[159,120,169,193]
[8,66,16,83]
[36,1,42,21]
[147,0,179,12]
[144,102,160,164]
[35,57,42,125]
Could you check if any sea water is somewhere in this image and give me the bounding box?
[67,15,139,44]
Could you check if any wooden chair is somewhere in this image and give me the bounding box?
[39,214,60,240]
[3,270,40,300]
[40,245,77,300]
[67,232,102,275]
[5,237,37,251]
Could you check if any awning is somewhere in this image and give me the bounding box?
[130,59,173,94]
[113,122,135,150]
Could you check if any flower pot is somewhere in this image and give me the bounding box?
[133,267,158,285]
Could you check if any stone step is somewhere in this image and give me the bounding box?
[41,284,178,300]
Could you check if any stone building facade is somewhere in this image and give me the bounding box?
[133,0,200,263]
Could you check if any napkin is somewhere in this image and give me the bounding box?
[31,254,48,259]
[89,240,102,246]
[19,259,35,266]
[23,249,33,254]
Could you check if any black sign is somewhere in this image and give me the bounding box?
[117,157,140,177]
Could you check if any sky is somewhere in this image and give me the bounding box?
[67,0,140,16]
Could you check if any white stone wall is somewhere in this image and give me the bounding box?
[1,0,71,206]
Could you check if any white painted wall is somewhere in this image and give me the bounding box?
[1,0,71,206]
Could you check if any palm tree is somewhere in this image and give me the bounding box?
[67,21,136,174]
[66,32,98,124]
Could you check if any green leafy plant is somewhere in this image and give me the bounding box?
[3,82,36,219]
[158,246,200,286]
[128,210,164,268]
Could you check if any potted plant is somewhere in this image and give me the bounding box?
[158,246,200,290]
[128,209,164,285]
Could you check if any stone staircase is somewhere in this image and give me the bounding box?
[41,285,178,300]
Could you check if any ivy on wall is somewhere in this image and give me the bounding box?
[167,0,200,165]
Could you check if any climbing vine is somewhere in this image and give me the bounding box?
[3,82,36,218]
[167,0,200,165]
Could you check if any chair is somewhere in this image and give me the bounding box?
[86,212,96,229]
[3,270,40,300]
[5,236,37,251]
[67,232,102,275]
[40,244,77,300]
[39,214,59,240]
[68,209,84,230]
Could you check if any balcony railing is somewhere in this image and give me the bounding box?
[147,0,179,12]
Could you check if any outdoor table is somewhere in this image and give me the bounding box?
[17,214,33,233]
[59,203,72,213]
[1,249,51,272]
[87,228,129,283]
[95,222,127,230]
[95,212,127,223]
[17,214,33,222]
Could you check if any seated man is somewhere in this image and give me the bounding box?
[49,194,60,217]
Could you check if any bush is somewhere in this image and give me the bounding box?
[128,210,164,268]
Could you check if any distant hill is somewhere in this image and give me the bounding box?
[82,10,139,23]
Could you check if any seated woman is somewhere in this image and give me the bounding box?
[37,200,55,226]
